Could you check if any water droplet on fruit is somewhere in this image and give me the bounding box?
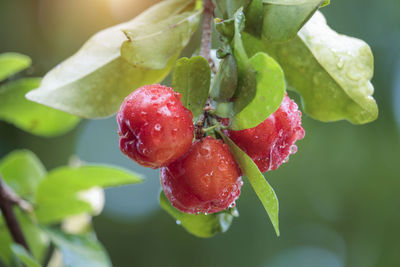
[204,212,208,215]
[176,220,181,225]
[202,175,211,186]
[283,155,290,163]
[290,145,297,154]
[171,128,179,136]
[154,124,162,131]
[229,201,236,208]
[199,146,211,156]
[218,163,228,171]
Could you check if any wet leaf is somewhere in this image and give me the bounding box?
[160,191,234,238]
[262,0,324,42]
[26,0,200,118]
[0,78,80,137]
[121,2,201,69]
[243,12,378,124]
[220,132,280,236]
[171,56,211,117]
[35,165,143,224]
[0,53,31,82]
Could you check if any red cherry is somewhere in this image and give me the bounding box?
[117,84,194,168]
[224,94,305,172]
[161,136,243,214]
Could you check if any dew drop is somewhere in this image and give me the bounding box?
[171,128,179,136]
[199,146,211,156]
[176,220,181,225]
[346,70,361,81]
[154,123,162,131]
[218,164,228,171]
[204,212,208,216]
[290,145,297,154]
[282,155,290,163]
[336,58,344,69]
[231,209,239,217]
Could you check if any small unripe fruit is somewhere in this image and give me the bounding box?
[117,84,194,168]
[161,136,243,214]
[224,94,305,172]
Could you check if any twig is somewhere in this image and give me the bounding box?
[0,175,31,253]
[196,0,217,139]
[200,0,217,73]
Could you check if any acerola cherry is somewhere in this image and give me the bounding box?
[224,94,305,173]
[161,136,243,214]
[117,84,194,168]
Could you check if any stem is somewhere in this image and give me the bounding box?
[0,175,31,253]
[196,0,217,139]
[202,124,219,133]
[200,0,217,73]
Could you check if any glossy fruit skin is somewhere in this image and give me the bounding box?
[161,136,243,214]
[117,84,194,168]
[224,94,305,173]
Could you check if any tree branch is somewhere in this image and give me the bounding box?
[0,175,31,253]
[200,0,217,73]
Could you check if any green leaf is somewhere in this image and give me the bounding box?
[262,0,324,42]
[228,9,258,128]
[230,52,286,130]
[0,211,49,265]
[220,132,279,236]
[244,0,263,37]
[45,228,111,267]
[210,54,238,102]
[35,165,144,224]
[243,12,378,124]
[159,191,234,238]
[215,0,252,18]
[321,0,330,7]
[0,53,31,82]
[26,0,200,118]
[10,244,42,267]
[0,78,80,137]
[171,56,211,117]
[121,2,201,69]
[0,150,46,202]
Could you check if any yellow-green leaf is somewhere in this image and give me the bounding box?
[26,0,200,118]
[0,53,31,82]
[243,12,378,124]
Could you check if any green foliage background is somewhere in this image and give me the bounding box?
[0,0,399,266]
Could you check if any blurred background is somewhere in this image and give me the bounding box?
[0,0,399,266]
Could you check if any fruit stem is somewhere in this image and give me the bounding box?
[202,123,219,133]
[0,175,31,253]
[200,0,217,73]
